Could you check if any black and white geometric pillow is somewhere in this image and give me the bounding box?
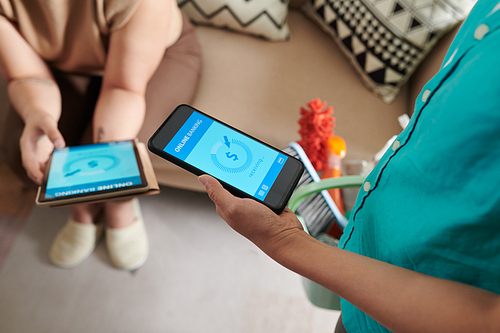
[303,0,476,103]
[177,0,290,41]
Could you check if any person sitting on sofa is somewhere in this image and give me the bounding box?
[0,0,201,270]
[199,0,500,331]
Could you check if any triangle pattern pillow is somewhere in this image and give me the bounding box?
[178,0,291,41]
[303,0,476,103]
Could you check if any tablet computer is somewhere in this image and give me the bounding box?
[36,140,151,206]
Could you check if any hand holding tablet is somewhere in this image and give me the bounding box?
[36,139,159,207]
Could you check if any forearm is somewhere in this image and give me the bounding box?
[92,86,146,142]
[7,76,61,124]
[91,0,173,143]
[4,76,64,182]
[0,16,60,123]
[270,231,500,333]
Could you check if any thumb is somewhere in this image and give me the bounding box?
[40,116,65,149]
[199,175,235,208]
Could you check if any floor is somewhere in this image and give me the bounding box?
[0,153,340,333]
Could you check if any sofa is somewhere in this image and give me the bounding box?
[0,0,462,193]
[146,0,462,192]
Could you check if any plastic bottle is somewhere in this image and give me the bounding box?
[321,136,347,234]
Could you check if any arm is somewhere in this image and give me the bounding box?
[0,16,65,184]
[199,175,500,333]
[92,0,174,142]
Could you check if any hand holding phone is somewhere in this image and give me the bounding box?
[199,174,305,249]
[148,105,304,214]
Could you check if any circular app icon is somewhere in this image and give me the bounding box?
[210,138,253,174]
[63,155,119,178]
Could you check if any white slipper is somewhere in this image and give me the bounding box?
[106,198,149,270]
[49,217,104,268]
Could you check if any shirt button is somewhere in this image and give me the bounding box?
[392,140,400,151]
[422,90,431,102]
[474,24,489,40]
[363,182,371,192]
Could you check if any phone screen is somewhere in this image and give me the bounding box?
[149,105,304,213]
[164,111,288,201]
[41,140,146,200]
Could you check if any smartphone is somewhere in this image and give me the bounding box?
[36,140,149,205]
[148,105,304,214]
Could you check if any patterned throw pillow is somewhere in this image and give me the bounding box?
[177,0,290,41]
[303,0,476,103]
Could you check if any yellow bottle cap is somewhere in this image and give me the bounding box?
[327,136,346,158]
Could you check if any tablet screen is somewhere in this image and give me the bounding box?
[41,141,146,200]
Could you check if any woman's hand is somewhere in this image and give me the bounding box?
[201,177,500,333]
[20,112,65,184]
[199,174,304,253]
[0,15,65,185]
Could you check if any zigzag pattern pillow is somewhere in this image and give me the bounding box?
[303,0,476,103]
[177,0,290,41]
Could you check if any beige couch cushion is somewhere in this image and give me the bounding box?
[151,9,408,191]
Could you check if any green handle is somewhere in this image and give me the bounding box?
[288,175,366,212]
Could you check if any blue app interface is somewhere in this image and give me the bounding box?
[164,111,288,200]
[45,141,142,198]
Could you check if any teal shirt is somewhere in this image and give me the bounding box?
[338,1,500,332]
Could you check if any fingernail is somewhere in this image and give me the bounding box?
[54,139,64,149]
[198,175,208,186]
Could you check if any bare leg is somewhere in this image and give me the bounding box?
[71,203,104,225]
[105,200,136,229]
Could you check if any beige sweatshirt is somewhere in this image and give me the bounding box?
[0,0,181,75]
